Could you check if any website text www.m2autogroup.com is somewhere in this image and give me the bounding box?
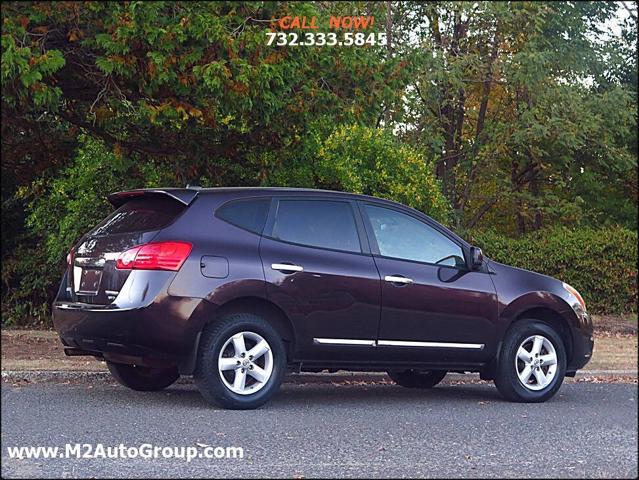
[6,443,244,462]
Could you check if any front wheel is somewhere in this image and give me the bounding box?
[387,370,447,388]
[106,362,179,391]
[494,320,567,403]
[194,313,286,410]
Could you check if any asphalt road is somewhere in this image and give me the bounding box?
[1,381,637,478]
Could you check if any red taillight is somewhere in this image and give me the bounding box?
[115,242,192,271]
[67,248,74,266]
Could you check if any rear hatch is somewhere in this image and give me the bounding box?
[67,193,190,306]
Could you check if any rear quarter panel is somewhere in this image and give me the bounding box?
[159,193,270,323]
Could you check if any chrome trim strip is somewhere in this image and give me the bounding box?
[313,338,376,346]
[55,303,137,313]
[312,338,484,349]
[75,257,105,266]
[74,253,119,263]
[378,340,484,349]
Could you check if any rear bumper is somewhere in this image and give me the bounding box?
[52,296,203,369]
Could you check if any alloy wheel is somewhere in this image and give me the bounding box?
[515,334,558,391]
[218,331,274,395]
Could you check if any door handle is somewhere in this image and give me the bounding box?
[271,263,304,273]
[384,275,413,285]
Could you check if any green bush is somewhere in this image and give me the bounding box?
[469,226,638,314]
[315,125,450,222]
[269,123,450,223]
[20,135,174,267]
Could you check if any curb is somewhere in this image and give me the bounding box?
[2,369,637,385]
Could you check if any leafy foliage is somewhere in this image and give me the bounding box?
[21,135,173,266]
[2,136,174,326]
[314,125,449,221]
[1,1,637,324]
[397,1,637,232]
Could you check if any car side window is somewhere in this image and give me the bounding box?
[363,204,465,268]
[216,199,270,234]
[272,200,361,253]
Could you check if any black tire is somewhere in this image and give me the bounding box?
[387,369,447,388]
[194,312,286,410]
[106,362,179,391]
[494,320,567,403]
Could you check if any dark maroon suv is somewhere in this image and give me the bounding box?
[52,187,593,409]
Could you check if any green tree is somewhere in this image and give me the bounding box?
[2,1,637,325]
[1,1,404,186]
[395,1,637,233]
[314,124,449,221]
[269,123,449,220]
[2,135,173,325]
[1,2,419,325]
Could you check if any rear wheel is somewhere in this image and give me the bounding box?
[194,313,286,410]
[387,369,447,388]
[494,320,566,403]
[106,362,179,391]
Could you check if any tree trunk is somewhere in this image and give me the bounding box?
[383,1,393,125]
[458,30,500,219]
[440,9,466,209]
[512,160,526,235]
[530,168,542,230]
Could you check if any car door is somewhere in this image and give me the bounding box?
[359,202,498,363]
[260,197,381,362]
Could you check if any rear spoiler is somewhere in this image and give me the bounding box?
[107,189,200,208]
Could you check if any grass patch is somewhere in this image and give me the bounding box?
[588,332,638,371]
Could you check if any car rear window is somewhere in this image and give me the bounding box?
[91,197,185,236]
[216,198,270,234]
[272,200,361,253]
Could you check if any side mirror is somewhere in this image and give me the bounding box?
[469,246,483,270]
